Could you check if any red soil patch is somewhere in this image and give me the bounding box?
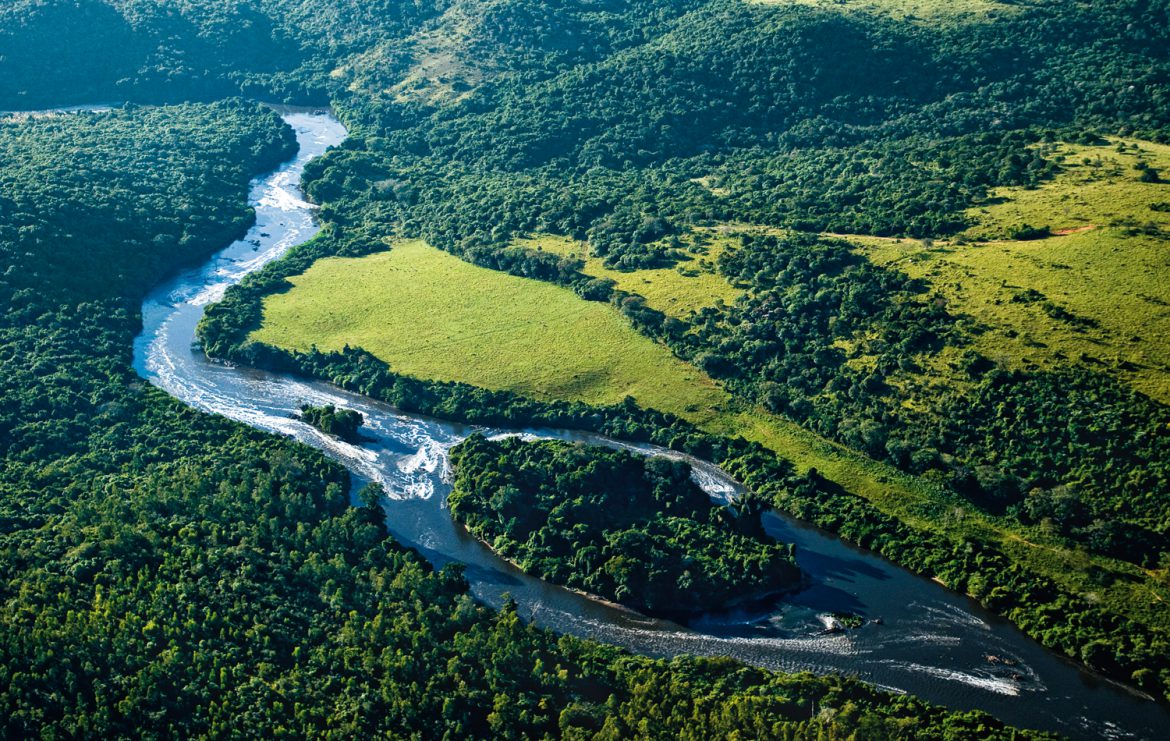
[1053,225,1097,236]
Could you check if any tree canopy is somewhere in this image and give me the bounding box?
[449,435,801,615]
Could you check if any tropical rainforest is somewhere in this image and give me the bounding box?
[2,0,1170,736]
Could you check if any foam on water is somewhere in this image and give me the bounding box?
[880,661,1022,697]
[913,601,993,631]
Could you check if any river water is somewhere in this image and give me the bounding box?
[128,110,1169,739]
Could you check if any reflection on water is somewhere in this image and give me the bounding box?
[131,111,1170,740]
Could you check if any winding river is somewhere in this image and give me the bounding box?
[128,110,1170,739]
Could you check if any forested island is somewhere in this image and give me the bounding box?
[299,403,364,441]
[449,435,801,615]
[3,0,1170,736]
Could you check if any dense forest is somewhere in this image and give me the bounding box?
[5,1,1168,258]
[449,435,801,615]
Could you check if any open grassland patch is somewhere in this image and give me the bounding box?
[747,0,1030,22]
[252,239,729,417]
[962,138,1170,242]
[851,138,1170,403]
[385,2,485,105]
[517,232,744,319]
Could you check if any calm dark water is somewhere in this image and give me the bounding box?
[127,111,1170,740]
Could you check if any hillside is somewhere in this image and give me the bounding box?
[855,137,1170,403]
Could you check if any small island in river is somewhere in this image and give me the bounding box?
[299,403,364,442]
[448,434,801,617]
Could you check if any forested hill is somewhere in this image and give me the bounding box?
[0,0,703,108]
[5,1,1169,141]
[5,1,1168,252]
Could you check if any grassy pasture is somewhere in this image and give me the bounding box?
[852,138,1170,403]
[747,0,1027,22]
[252,239,730,417]
[517,232,744,319]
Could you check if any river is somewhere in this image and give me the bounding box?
[128,110,1169,739]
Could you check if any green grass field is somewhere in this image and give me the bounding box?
[254,236,1170,641]
[851,137,1170,403]
[518,232,743,319]
[749,0,1026,22]
[253,239,730,417]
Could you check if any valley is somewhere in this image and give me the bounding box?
[2,0,1170,737]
